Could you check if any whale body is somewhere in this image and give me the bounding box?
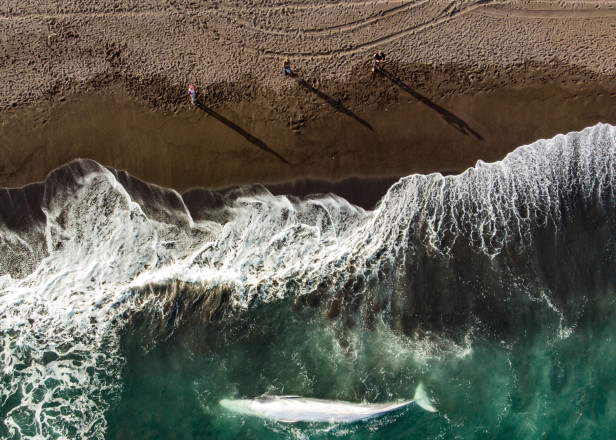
[220,383,437,423]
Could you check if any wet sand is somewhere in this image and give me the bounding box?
[1,66,616,196]
[1,0,616,200]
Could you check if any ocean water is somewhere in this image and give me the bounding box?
[1,123,616,439]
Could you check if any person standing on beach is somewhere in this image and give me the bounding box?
[283,57,293,75]
[372,52,385,72]
[187,84,196,105]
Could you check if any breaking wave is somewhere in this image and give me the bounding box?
[1,123,615,438]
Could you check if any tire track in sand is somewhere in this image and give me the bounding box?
[476,3,616,19]
[234,0,616,58]
[237,1,497,58]
[0,8,178,21]
[216,0,430,37]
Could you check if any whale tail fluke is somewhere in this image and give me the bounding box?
[413,382,438,412]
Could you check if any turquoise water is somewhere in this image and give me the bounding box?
[2,125,616,439]
[104,292,616,439]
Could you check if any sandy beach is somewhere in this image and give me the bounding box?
[1,0,616,198]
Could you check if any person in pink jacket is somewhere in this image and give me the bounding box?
[187,84,196,105]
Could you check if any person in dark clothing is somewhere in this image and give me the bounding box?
[372,51,385,72]
[283,57,293,75]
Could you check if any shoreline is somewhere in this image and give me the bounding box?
[2,0,616,203]
[1,60,616,200]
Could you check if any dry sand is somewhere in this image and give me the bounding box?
[1,0,616,201]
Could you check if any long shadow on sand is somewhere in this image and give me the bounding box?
[292,74,374,131]
[378,68,484,140]
[196,100,290,164]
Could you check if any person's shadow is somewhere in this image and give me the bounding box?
[292,74,374,131]
[195,100,290,165]
[377,68,484,140]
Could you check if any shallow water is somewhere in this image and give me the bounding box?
[1,124,616,439]
[106,299,616,439]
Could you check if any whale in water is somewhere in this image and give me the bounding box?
[219,383,437,423]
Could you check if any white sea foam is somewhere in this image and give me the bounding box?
[1,123,615,437]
